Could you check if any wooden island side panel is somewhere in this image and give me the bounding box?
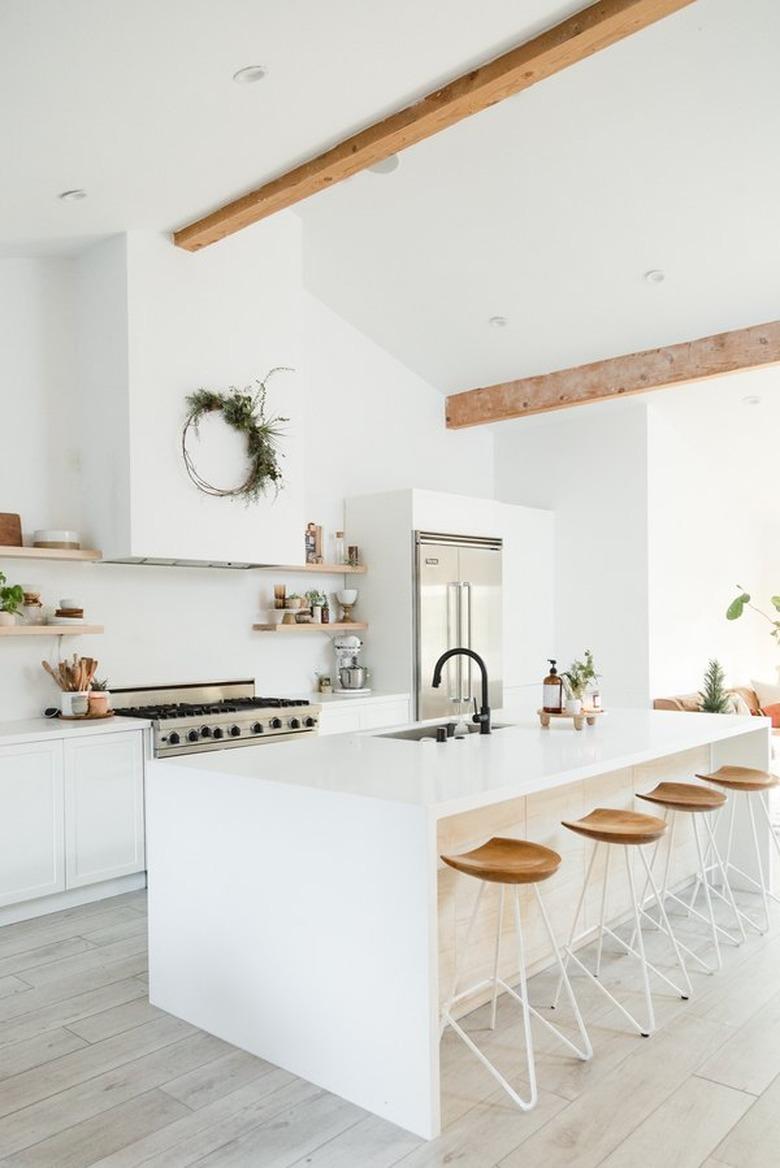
[437,747,708,1012]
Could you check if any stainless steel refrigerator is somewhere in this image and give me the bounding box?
[414,532,503,721]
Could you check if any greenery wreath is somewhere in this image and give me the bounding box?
[181,367,292,503]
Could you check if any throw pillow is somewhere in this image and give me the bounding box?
[763,703,780,729]
[725,691,753,716]
[751,678,780,713]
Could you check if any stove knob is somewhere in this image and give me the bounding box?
[201,726,212,738]
[270,717,283,730]
[229,725,241,738]
[289,717,301,730]
[187,729,199,743]
[304,716,316,728]
[168,732,180,746]
[252,722,264,734]
[212,727,224,740]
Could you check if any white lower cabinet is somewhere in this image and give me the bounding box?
[64,732,145,888]
[318,698,411,737]
[0,740,65,907]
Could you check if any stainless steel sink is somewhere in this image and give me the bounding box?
[378,723,513,742]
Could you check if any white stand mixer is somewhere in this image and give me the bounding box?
[333,634,371,695]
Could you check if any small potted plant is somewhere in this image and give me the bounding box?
[306,589,326,624]
[562,650,599,715]
[0,572,24,626]
[88,677,111,717]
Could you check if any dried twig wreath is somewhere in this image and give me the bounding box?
[181,367,292,502]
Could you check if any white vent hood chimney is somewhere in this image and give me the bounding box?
[75,227,303,567]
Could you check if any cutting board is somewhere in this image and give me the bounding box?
[0,514,22,547]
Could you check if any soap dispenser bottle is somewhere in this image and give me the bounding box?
[543,659,564,714]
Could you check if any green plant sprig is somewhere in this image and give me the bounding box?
[562,649,599,700]
[182,367,293,504]
[699,658,730,713]
[0,571,24,616]
[726,586,780,645]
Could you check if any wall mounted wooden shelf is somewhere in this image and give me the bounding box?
[0,546,102,563]
[0,625,104,637]
[252,622,368,634]
[254,563,366,575]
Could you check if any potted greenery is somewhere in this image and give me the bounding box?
[0,572,24,626]
[699,659,730,713]
[306,589,326,624]
[727,586,780,647]
[562,650,599,715]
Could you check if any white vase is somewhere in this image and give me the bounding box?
[565,697,582,716]
[311,605,322,624]
[0,612,15,627]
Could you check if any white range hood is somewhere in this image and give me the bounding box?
[74,227,303,567]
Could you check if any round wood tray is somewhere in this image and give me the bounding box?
[58,711,115,721]
[537,708,605,731]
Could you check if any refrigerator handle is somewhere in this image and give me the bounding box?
[446,582,461,703]
[461,582,472,701]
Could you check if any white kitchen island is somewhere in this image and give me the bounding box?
[146,709,771,1138]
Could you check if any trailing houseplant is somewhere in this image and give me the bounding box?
[0,571,24,626]
[699,658,730,713]
[726,586,780,647]
[181,367,292,503]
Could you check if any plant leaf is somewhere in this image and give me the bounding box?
[726,593,750,620]
[772,596,780,611]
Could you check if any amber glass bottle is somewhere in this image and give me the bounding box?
[543,659,564,714]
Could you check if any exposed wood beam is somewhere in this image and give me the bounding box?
[174,0,695,251]
[445,321,780,428]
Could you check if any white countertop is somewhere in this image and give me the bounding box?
[0,715,150,746]
[286,690,410,707]
[159,708,770,819]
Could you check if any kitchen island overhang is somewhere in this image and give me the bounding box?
[146,709,772,1139]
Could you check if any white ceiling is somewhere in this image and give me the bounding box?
[3,1,780,397]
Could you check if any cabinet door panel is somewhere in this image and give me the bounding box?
[318,709,362,736]
[0,741,65,906]
[64,732,145,888]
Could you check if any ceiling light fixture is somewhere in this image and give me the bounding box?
[232,65,267,84]
[644,269,665,284]
[368,155,400,174]
[58,189,87,202]
[742,395,762,406]
[488,316,508,328]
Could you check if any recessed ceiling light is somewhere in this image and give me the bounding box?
[644,269,665,284]
[58,189,87,202]
[488,315,508,328]
[368,155,400,174]
[232,65,267,84]
[742,395,762,406]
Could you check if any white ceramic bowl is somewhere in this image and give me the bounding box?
[59,598,82,610]
[336,589,358,605]
[33,530,81,548]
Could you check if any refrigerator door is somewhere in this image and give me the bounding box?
[416,542,463,721]
[458,544,503,712]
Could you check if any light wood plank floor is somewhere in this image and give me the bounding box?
[0,889,778,1167]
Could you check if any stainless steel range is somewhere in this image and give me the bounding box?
[112,680,320,758]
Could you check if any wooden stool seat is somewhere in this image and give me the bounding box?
[561,807,667,846]
[441,837,561,885]
[637,781,726,813]
[695,765,780,792]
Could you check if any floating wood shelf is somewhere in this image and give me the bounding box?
[254,563,366,575]
[252,622,368,634]
[0,625,104,637]
[0,546,102,563]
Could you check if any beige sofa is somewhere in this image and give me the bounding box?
[653,687,778,766]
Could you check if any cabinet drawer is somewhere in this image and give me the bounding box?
[359,701,411,731]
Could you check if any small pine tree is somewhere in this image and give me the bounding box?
[699,659,730,713]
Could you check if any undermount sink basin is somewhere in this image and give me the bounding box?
[378,723,513,742]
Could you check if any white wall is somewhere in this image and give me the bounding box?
[494,401,651,708]
[0,236,495,721]
[647,371,780,695]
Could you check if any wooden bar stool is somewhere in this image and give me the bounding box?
[695,766,780,935]
[441,836,592,1113]
[635,782,744,973]
[554,808,691,1037]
